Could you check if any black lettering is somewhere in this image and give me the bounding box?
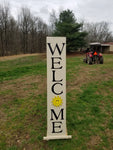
[51,109,64,120]
[52,70,63,82]
[51,83,63,95]
[48,43,65,55]
[51,57,62,69]
[52,121,63,133]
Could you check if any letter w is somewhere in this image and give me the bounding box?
[48,43,65,55]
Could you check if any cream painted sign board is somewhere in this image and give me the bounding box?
[43,37,72,140]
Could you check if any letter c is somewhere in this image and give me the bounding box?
[51,83,63,95]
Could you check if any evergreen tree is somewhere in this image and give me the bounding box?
[53,9,87,52]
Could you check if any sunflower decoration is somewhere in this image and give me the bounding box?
[52,96,63,107]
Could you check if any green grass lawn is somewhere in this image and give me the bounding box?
[0,54,113,150]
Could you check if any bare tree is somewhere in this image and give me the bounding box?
[83,21,113,43]
[0,3,11,56]
[18,7,48,54]
[29,16,38,53]
[37,17,48,53]
[18,7,33,53]
[8,17,20,55]
[49,9,57,34]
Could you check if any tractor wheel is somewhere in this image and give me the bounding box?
[88,57,92,65]
[100,57,103,64]
[86,58,87,63]
[83,58,87,63]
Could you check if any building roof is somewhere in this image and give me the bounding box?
[90,42,101,46]
[101,44,110,46]
[103,42,113,45]
[90,42,113,47]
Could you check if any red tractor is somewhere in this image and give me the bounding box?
[84,43,104,64]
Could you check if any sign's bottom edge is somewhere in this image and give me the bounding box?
[43,135,72,140]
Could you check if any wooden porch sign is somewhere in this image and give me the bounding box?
[43,37,72,140]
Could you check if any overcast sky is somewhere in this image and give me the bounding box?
[0,0,113,28]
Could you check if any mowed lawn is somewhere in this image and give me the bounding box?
[0,54,113,150]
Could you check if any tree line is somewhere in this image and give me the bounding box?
[0,3,113,56]
[0,4,48,56]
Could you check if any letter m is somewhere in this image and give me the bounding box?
[51,109,64,120]
[47,43,65,55]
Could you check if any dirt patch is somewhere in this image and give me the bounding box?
[87,135,101,148]
[67,52,84,58]
[88,135,101,146]
[0,75,46,106]
[0,53,46,61]
[67,66,113,93]
[0,109,7,124]
[0,74,47,148]
[105,129,113,150]
[0,52,83,62]
[67,67,96,92]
